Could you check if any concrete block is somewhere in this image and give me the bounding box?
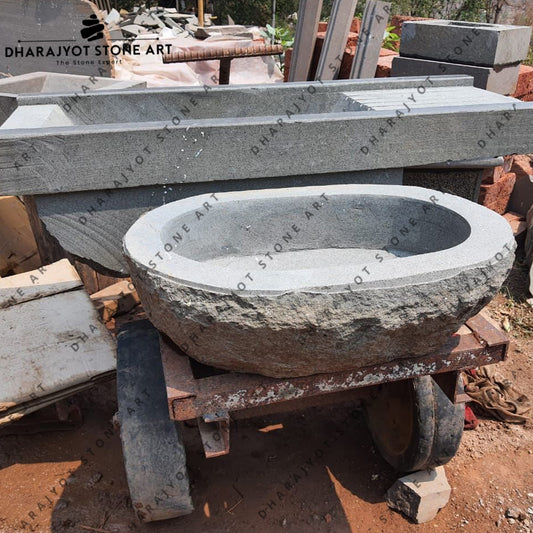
[391,56,520,95]
[386,466,451,524]
[399,20,532,67]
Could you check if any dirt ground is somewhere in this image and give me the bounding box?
[0,255,532,533]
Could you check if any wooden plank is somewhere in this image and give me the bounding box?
[0,100,532,196]
[466,310,509,350]
[0,288,116,407]
[315,0,359,80]
[160,335,197,412]
[0,196,40,276]
[288,0,324,82]
[350,0,391,79]
[90,279,139,321]
[0,258,82,308]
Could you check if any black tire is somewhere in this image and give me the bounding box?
[117,320,194,522]
[364,375,464,473]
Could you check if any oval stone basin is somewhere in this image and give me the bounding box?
[123,184,515,378]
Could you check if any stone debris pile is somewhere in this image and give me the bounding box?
[102,5,212,40]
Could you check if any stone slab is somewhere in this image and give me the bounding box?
[0,0,113,77]
[288,0,323,82]
[399,20,532,67]
[391,56,520,95]
[526,205,533,295]
[0,72,146,95]
[34,169,403,274]
[350,0,392,79]
[0,81,531,196]
[0,73,145,127]
[315,0,359,80]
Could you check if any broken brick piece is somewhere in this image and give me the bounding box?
[479,172,516,214]
[512,64,533,98]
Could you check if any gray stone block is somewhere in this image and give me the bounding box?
[403,168,483,201]
[123,184,515,377]
[391,56,520,95]
[526,206,533,295]
[386,467,451,523]
[1,77,531,197]
[399,20,532,67]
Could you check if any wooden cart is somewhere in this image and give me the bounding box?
[116,311,508,523]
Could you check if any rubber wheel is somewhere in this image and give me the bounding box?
[364,375,464,473]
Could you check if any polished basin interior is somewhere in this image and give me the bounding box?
[161,194,472,272]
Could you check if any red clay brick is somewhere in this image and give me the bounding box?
[316,18,360,33]
[511,64,533,98]
[510,154,533,179]
[479,172,516,214]
[283,48,291,82]
[390,15,432,37]
[350,18,361,33]
[375,54,395,77]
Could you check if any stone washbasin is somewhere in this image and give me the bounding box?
[123,184,514,378]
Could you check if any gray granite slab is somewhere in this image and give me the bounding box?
[391,56,520,95]
[399,20,532,67]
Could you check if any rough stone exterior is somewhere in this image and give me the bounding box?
[127,255,513,378]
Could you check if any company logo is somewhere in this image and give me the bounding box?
[81,14,105,42]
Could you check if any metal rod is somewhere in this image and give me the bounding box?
[163,44,284,63]
[198,0,204,27]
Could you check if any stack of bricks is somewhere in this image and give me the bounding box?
[391,20,532,95]
[479,158,516,214]
[479,155,533,221]
[284,17,399,82]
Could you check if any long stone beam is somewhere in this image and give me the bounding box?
[0,102,531,195]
